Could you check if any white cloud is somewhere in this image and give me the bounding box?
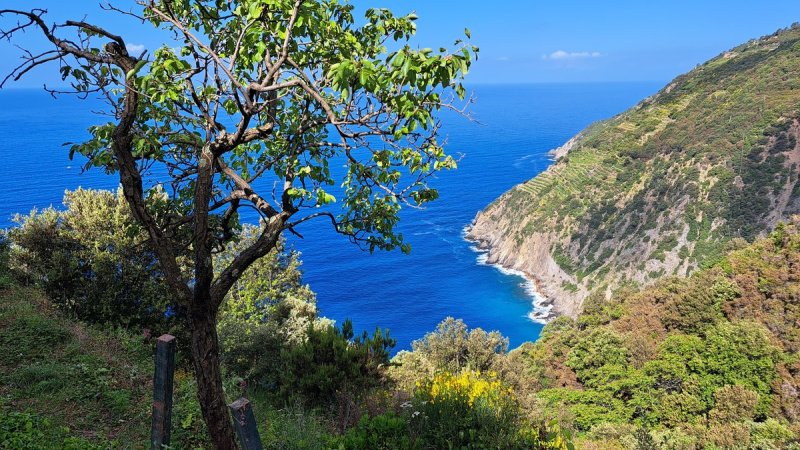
[126,43,146,55]
[543,50,602,60]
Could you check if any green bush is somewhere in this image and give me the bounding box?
[8,189,179,333]
[410,370,568,449]
[0,232,12,290]
[709,385,759,424]
[403,317,509,375]
[217,225,324,387]
[333,413,414,449]
[0,411,109,449]
[279,320,395,418]
[565,328,629,389]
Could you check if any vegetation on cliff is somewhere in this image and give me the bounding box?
[470,24,800,313]
[403,220,800,448]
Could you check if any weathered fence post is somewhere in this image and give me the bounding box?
[151,334,176,449]
[229,397,264,450]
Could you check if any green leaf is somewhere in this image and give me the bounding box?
[126,59,147,79]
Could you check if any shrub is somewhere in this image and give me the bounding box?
[749,418,795,448]
[8,189,327,365]
[0,411,109,449]
[709,385,759,424]
[409,317,509,374]
[217,225,326,385]
[8,189,179,333]
[0,232,12,290]
[278,320,395,429]
[333,412,414,450]
[411,370,564,449]
[565,328,629,388]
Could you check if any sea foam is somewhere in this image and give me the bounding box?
[464,226,553,324]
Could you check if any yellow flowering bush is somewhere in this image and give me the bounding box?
[334,370,573,449]
[420,370,511,409]
[409,370,571,449]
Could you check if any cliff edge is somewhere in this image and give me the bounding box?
[468,25,800,317]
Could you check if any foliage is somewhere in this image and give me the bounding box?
[0,232,12,290]
[218,225,316,334]
[217,224,328,383]
[279,320,395,413]
[332,412,414,450]
[410,370,571,449]
[333,370,572,449]
[509,222,800,447]
[709,385,759,424]
[390,317,509,389]
[565,328,629,388]
[0,411,109,450]
[7,189,333,366]
[8,188,179,334]
[258,405,333,450]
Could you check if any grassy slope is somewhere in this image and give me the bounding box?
[0,284,153,448]
[483,24,800,303]
[0,282,340,449]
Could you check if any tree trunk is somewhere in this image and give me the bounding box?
[189,301,237,449]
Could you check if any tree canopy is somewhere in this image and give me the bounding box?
[0,1,477,446]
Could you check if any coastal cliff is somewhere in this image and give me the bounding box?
[468,25,800,317]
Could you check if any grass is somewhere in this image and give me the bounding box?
[0,280,348,449]
[0,284,153,448]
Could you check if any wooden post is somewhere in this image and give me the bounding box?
[229,397,263,450]
[151,334,176,449]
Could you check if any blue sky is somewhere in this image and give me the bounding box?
[2,0,799,86]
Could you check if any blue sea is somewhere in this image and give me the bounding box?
[0,83,660,351]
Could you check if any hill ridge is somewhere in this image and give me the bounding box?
[467,23,800,317]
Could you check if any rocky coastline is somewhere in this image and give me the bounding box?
[464,204,586,320]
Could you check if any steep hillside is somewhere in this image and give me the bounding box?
[467,25,800,316]
[510,218,800,447]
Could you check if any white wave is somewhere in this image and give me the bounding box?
[412,231,437,236]
[524,282,553,324]
[465,233,554,324]
[475,252,488,265]
[513,154,536,169]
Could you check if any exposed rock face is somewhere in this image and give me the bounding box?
[467,204,585,317]
[467,25,800,317]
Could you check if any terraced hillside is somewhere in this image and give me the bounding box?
[467,24,800,317]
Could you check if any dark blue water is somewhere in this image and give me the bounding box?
[0,83,660,351]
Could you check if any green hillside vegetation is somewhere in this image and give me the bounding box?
[0,284,150,448]
[394,219,800,448]
[483,24,800,302]
[3,197,799,449]
[1,189,569,449]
